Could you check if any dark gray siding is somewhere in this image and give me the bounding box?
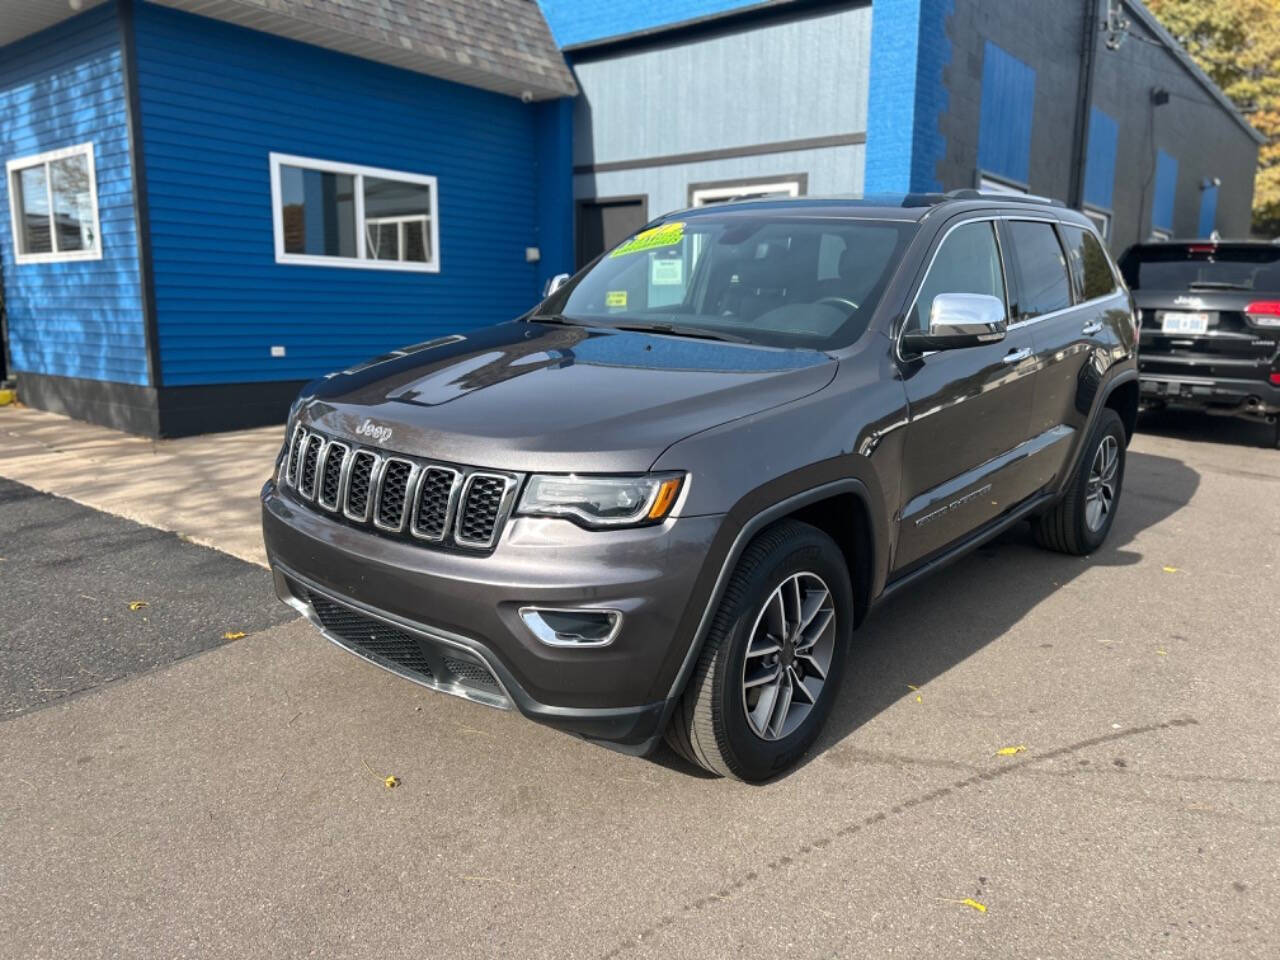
[935,0,1258,249]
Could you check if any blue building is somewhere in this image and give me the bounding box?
[1,0,1261,436]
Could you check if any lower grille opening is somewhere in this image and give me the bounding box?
[444,655,500,690]
[308,591,434,681]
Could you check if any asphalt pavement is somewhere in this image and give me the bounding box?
[0,478,295,718]
[0,422,1276,959]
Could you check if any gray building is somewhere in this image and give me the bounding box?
[545,0,1263,263]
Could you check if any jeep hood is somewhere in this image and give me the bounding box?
[298,321,837,472]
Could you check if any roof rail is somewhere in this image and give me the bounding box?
[945,188,1066,208]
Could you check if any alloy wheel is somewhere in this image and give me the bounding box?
[1085,434,1120,532]
[740,572,836,741]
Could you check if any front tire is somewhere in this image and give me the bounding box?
[1032,408,1126,555]
[664,520,853,781]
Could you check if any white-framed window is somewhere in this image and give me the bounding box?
[690,178,803,207]
[977,172,1028,195]
[6,143,102,264]
[1083,206,1112,241]
[269,153,439,272]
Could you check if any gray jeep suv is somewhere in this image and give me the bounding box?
[262,193,1139,781]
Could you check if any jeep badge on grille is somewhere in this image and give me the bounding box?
[354,418,393,444]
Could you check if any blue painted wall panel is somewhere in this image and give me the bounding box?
[133,4,552,386]
[864,0,953,195]
[1198,183,1218,236]
[1152,149,1177,231]
[538,1,758,48]
[1083,106,1118,211]
[0,3,147,385]
[977,41,1035,186]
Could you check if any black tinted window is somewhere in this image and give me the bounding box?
[1062,226,1117,301]
[1119,245,1280,291]
[910,221,1006,331]
[1008,221,1071,318]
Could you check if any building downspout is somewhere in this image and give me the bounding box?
[1069,0,1101,209]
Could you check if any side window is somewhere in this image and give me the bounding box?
[1006,221,1071,318]
[910,221,1007,331]
[1061,225,1117,301]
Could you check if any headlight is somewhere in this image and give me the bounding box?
[517,473,684,528]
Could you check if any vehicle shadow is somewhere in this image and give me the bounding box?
[1137,407,1277,449]
[649,450,1200,781]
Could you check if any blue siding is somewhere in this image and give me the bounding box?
[1083,106,1118,211]
[538,1,758,47]
[864,0,954,195]
[1198,182,1218,236]
[132,4,550,386]
[534,97,575,290]
[1152,149,1177,231]
[977,42,1036,187]
[0,3,146,385]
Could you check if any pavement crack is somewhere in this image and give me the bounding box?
[598,716,1198,959]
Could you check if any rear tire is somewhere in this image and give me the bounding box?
[664,520,853,781]
[1033,408,1126,555]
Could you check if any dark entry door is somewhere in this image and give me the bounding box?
[576,196,647,268]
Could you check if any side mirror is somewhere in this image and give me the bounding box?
[542,272,571,298]
[901,292,1007,354]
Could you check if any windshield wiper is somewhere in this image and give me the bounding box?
[607,321,751,344]
[1187,281,1253,291]
[527,313,590,327]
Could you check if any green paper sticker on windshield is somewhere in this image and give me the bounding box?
[609,221,685,258]
[605,290,628,307]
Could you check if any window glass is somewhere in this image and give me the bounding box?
[540,217,916,350]
[49,154,94,252]
[279,166,356,258]
[1119,244,1280,291]
[8,144,100,260]
[1007,220,1071,317]
[1061,225,1117,301]
[14,166,52,255]
[364,176,432,263]
[910,221,1006,331]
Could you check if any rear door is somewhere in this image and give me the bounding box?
[894,218,1039,572]
[1021,221,1129,484]
[1120,243,1280,396]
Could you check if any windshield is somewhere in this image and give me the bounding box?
[537,215,916,349]
[1120,245,1280,292]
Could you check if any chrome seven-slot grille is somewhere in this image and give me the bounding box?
[280,425,518,550]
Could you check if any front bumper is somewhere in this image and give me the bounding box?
[1139,372,1280,418]
[262,481,724,753]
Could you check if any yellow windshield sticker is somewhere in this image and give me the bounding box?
[605,290,628,307]
[609,221,685,258]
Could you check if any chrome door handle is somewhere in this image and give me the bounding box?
[1001,347,1032,364]
[1082,321,1103,335]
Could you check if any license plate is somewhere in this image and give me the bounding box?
[1158,311,1210,334]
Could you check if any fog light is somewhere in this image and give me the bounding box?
[519,607,621,647]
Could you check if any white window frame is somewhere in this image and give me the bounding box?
[690,179,803,206]
[1148,227,1171,242]
[269,152,440,273]
[5,142,102,265]
[1083,206,1112,241]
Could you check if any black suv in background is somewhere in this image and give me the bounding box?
[1119,240,1280,446]
[264,193,1139,781]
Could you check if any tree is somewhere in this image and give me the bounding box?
[1146,0,1280,236]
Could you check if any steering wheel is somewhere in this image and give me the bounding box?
[815,296,860,312]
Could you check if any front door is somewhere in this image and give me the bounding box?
[575,196,648,269]
[894,219,1040,572]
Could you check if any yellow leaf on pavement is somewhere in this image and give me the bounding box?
[1162,566,1179,573]
[996,745,1026,756]
[128,601,148,611]
[222,631,247,640]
